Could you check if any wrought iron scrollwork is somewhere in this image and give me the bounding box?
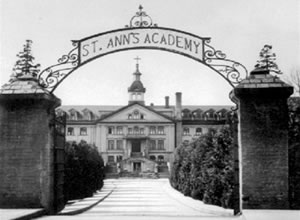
[204,39,248,87]
[38,42,79,93]
[126,5,157,28]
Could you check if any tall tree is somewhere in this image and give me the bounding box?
[255,45,282,74]
[11,40,40,80]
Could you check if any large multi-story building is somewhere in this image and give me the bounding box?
[57,61,232,176]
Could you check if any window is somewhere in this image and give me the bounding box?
[116,140,123,150]
[182,109,191,119]
[183,127,190,136]
[108,156,114,163]
[128,128,133,134]
[108,127,114,134]
[149,140,156,150]
[195,127,202,136]
[158,155,164,162]
[83,111,92,120]
[70,112,77,120]
[133,110,139,119]
[133,126,139,134]
[80,127,87,136]
[116,126,123,135]
[140,128,144,134]
[149,126,156,135]
[193,110,203,119]
[141,114,144,119]
[67,127,74,136]
[158,140,164,150]
[150,155,156,161]
[158,126,164,135]
[116,155,123,162]
[128,114,132,119]
[108,140,114,150]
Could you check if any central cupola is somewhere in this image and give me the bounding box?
[128,57,146,105]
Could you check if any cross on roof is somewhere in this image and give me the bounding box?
[134,56,141,64]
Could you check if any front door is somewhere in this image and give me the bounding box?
[133,162,141,172]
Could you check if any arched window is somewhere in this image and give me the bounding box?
[128,114,132,119]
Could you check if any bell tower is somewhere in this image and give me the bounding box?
[128,57,146,105]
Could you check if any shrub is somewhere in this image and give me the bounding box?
[64,140,105,201]
[170,126,234,209]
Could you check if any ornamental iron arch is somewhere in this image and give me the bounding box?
[38,5,248,93]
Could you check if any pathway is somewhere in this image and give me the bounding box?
[40,178,235,220]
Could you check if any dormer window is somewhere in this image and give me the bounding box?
[83,110,93,120]
[70,112,77,120]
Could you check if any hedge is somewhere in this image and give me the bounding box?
[170,126,234,208]
[64,140,105,201]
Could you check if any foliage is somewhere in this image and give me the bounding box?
[170,126,235,208]
[64,140,105,201]
[288,97,300,146]
[11,39,41,80]
[288,97,300,209]
[255,44,282,74]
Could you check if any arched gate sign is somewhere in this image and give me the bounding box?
[38,5,248,92]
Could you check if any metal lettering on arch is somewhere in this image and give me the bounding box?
[78,28,206,64]
[38,5,248,93]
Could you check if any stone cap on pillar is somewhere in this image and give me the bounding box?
[232,68,293,99]
[0,77,61,107]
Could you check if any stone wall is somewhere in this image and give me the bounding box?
[0,78,60,211]
[233,69,293,209]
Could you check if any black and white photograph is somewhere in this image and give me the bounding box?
[0,0,299,220]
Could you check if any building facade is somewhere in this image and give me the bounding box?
[57,62,232,176]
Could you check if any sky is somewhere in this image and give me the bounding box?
[0,0,299,106]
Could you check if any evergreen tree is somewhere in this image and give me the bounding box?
[255,44,282,74]
[11,40,41,80]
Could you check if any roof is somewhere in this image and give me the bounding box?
[57,105,233,120]
[128,80,146,93]
[58,105,233,113]
[96,102,175,122]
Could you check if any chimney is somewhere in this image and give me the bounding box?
[165,96,170,108]
[175,92,182,120]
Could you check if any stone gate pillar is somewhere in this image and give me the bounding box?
[232,69,293,209]
[0,77,61,212]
